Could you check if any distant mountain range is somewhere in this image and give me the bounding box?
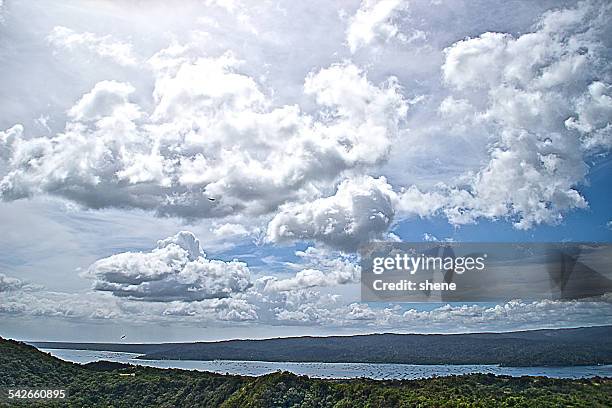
[31,325,612,367]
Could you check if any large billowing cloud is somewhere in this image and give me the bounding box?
[400,0,612,229]
[0,54,407,220]
[266,176,397,251]
[84,231,251,301]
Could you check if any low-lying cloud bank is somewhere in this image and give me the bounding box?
[2,231,612,331]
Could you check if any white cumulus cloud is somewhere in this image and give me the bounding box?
[0,54,407,222]
[346,0,407,53]
[84,231,251,301]
[266,176,397,252]
[402,0,612,229]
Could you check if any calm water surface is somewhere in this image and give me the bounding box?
[41,348,612,380]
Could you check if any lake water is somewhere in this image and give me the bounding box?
[41,348,612,380]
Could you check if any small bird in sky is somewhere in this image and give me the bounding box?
[121,335,126,340]
[207,197,216,202]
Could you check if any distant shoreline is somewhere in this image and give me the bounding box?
[39,347,612,380]
[30,325,612,368]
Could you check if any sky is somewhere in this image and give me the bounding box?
[0,0,611,342]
